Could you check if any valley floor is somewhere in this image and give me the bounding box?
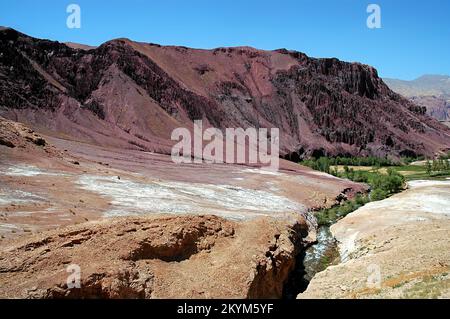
[1,117,448,299]
[0,123,364,298]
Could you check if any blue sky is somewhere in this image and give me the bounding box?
[1,0,449,80]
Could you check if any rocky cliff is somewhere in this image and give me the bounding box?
[0,214,311,299]
[1,28,449,159]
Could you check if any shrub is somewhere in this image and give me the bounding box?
[370,188,388,201]
[311,159,406,226]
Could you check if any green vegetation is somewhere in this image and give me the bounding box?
[328,156,396,167]
[425,158,450,177]
[302,157,405,226]
[301,156,394,174]
[402,155,425,165]
[316,194,370,226]
[301,155,450,226]
[439,151,450,160]
[403,274,450,299]
[302,158,405,194]
[315,167,405,226]
[392,164,429,180]
[301,156,425,172]
[317,248,340,273]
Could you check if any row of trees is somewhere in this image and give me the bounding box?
[328,156,395,167]
[303,155,448,226]
[305,157,406,226]
[425,159,450,176]
[301,156,396,173]
[301,158,405,198]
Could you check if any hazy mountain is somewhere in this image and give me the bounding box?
[384,75,450,121]
[384,75,450,97]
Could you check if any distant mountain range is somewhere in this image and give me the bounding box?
[384,75,450,97]
[1,27,449,159]
[384,75,450,121]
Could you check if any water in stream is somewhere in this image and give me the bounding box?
[303,226,340,282]
[283,226,340,299]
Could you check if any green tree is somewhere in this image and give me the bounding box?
[426,160,432,176]
[444,159,450,172]
[432,159,439,172]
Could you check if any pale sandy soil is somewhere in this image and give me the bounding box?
[299,180,450,299]
[0,134,364,241]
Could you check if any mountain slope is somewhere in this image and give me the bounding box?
[1,28,449,159]
[384,75,450,97]
[410,95,450,122]
[384,75,450,122]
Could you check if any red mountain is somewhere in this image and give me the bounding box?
[1,27,449,160]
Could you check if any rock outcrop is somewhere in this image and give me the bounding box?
[0,214,310,299]
[0,116,60,156]
[1,28,449,159]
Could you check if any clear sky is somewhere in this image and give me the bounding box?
[1,0,449,80]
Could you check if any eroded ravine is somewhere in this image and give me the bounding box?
[298,179,450,299]
[283,225,340,298]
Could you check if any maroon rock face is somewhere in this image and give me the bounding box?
[1,28,449,159]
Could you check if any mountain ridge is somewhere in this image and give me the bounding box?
[384,74,450,97]
[384,75,450,121]
[1,27,449,159]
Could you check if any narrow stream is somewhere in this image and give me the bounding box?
[283,188,376,299]
[283,226,340,299]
